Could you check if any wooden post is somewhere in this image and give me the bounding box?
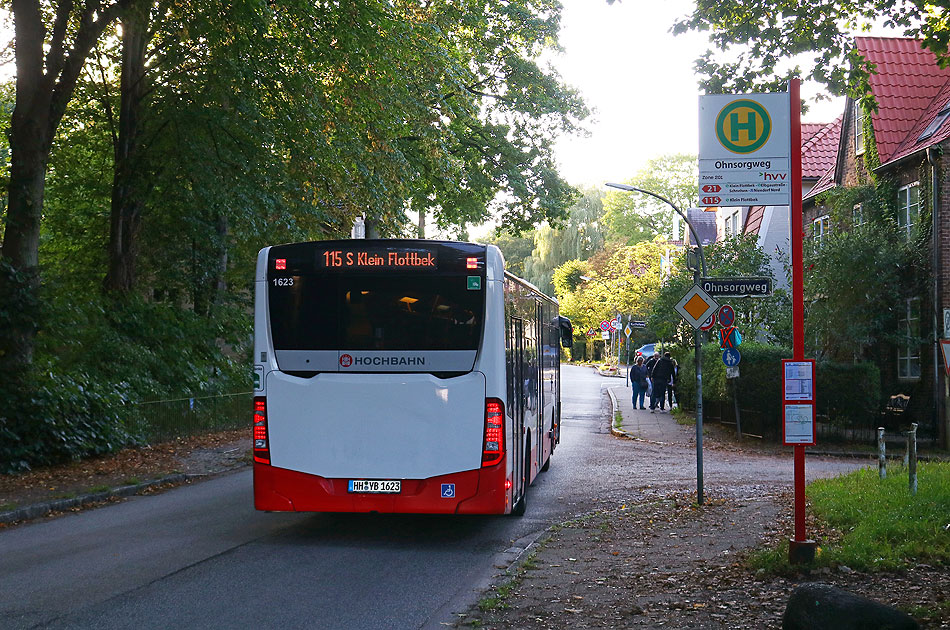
[877,427,886,479]
[909,423,918,495]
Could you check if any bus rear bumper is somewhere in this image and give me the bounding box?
[253,462,509,514]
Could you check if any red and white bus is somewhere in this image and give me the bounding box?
[253,239,572,515]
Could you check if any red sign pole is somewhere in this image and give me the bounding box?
[788,79,816,563]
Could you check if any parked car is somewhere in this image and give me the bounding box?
[635,343,657,359]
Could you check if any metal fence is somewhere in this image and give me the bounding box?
[124,392,251,444]
[702,398,941,449]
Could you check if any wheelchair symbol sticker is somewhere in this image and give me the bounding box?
[441,484,456,498]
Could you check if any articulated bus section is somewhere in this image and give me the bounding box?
[252,240,571,515]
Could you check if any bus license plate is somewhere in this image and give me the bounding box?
[348,480,401,493]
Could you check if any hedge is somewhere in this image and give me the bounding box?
[670,342,881,439]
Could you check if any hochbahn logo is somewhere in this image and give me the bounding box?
[339,354,426,367]
[715,99,772,154]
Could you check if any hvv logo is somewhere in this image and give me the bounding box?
[762,172,788,181]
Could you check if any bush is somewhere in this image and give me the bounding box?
[0,370,130,473]
[674,339,882,441]
[671,342,729,411]
[816,361,880,426]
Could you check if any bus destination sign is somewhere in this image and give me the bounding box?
[319,247,439,270]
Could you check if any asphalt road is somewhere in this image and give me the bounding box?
[0,366,867,629]
[0,366,615,630]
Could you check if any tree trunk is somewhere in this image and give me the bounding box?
[104,3,149,294]
[0,0,128,378]
[0,112,48,372]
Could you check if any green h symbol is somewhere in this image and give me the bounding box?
[730,111,758,142]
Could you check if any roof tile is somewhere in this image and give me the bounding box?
[856,36,950,163]
[801,117,842,179]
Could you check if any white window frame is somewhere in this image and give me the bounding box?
[812,214,830,245]
[723,210,740,237]
[897,182,920,239]
[854,100,866,155]
[898,297,921,380]
[852,203,864,227]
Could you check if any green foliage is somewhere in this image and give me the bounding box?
[650,234,791,347]
[555,240,666,343]
[485,231,536,278]
[672,0,935,102]
[602,155,697,244]
[818,361,881,426]
[522,187,606,293]
[805,182,930,361]
[753,463,950,573]
[0,370,129,474]
[674,340,880,436]
[1,0,591,467]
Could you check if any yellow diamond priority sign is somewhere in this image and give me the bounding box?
[675,284,720,329]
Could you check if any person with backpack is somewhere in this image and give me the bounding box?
[649,352,675,412]
[628,356,649,410]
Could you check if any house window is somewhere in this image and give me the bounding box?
[812,214,830,245]
[854,100,866,155]
[898,297,921,379]
[897,182,920,238]
[852,203,864,227]
[723,210,740,237]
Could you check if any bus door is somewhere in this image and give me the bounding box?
[511,317,525,502]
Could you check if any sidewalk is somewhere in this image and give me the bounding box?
[606,373,694,445]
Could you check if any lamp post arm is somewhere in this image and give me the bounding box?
[605,182,707,277]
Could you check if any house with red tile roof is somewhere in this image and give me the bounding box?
[802,36,949,447]
[736,117,843,292]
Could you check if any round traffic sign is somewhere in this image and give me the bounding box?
[699,313,717,331]
[718,304,735,327]
[722,347,741,367]
[600,320,610,331]
[610,318,619,331]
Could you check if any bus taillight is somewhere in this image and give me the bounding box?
[482,398,504,467]
[253,397,271,465]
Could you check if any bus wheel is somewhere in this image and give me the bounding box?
[540,431,554,472]
[511,487,526,516]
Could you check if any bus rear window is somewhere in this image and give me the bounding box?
[268,275,484,352]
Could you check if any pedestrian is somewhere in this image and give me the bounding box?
[649,352,675,412]
[667,357,679,409]
[628,356,648,410]
[644,352,660,399]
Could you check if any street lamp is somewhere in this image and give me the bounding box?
[604,182,707,276]
[604,181,710,505]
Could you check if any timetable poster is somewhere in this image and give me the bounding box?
[784,404,816,445]
[783,360,814,402]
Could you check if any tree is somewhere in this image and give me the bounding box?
[803,184,930,361]
[0,0,133,376]
[649,234,791,347]
[601,155,697,245]
[554,240,667,345]
[485,231,536,278]
[672,0,942,99]
[523,187,606,293]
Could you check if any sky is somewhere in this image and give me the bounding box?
[549,0,845,188]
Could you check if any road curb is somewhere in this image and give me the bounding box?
[0,473,192,525]
[606,387,631,439]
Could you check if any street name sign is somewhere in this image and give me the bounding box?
[701,276,773,298]
[674,284,720,329]
[698,93,791,206]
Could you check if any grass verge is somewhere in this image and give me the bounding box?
[750,461,950,573]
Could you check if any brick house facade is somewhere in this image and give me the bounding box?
[803,37,950,447]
